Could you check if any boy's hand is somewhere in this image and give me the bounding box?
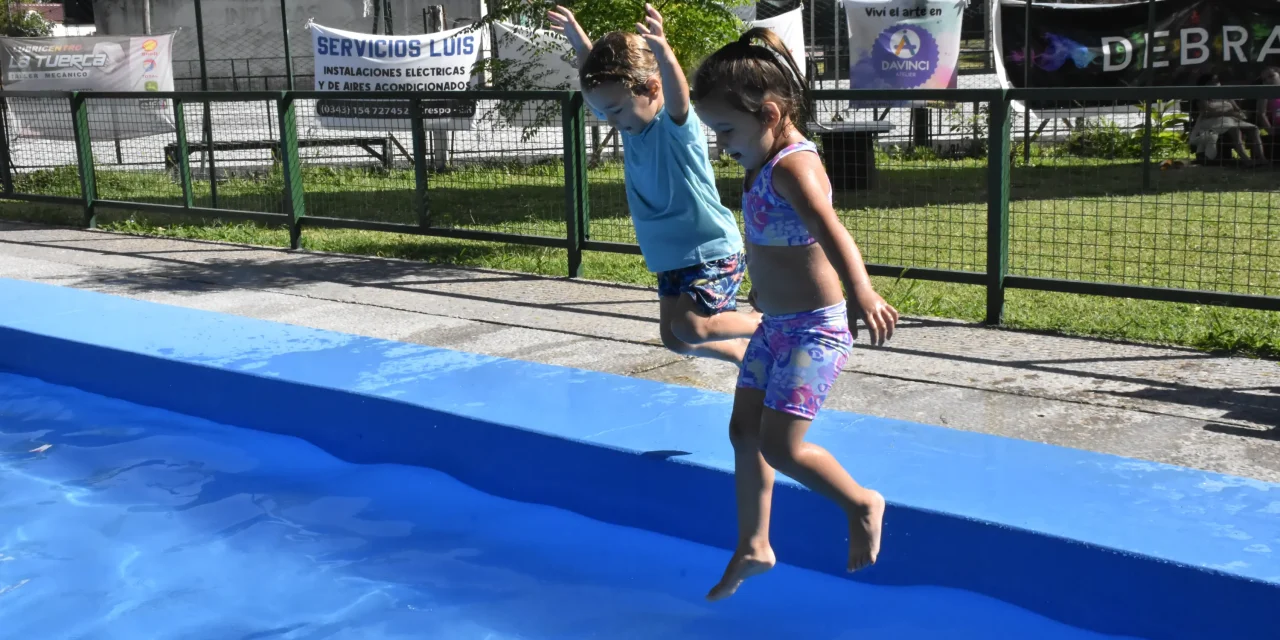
[635,3,670,51]
[851,286,899,346]
[548,5,591,57]
[635,2,691,123]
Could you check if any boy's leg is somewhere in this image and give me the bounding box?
[672,293,761,342]
[708,337,778,602]
[667,252,761,346]
[657,253,759,364]
[658,296,751,363]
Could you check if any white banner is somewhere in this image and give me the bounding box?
[493,22,577,89]
[843,0,967,104]
[0,32,177,140]
[310,22,482,130]
[491,21,605,127]
[748,7,807,78]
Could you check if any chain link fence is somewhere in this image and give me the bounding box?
[293,93,572,241]
[1008,92,1280,299]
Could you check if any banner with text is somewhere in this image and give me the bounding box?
[843,0,967,106]
[310,22,482,130]
[0,32,176,140]
[749,7,807,78]
[995,0,1280,111]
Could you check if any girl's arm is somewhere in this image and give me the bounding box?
[772,152,900,346]
[636,4,691,125]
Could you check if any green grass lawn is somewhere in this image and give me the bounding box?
[4,152,1279,357]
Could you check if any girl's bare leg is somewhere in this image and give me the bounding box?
[706,387,777,601]
[1228,129,1250,162]
[1246,129,1267,164]
[757,407,885,572]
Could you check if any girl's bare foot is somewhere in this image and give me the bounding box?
[706,543,776,601]
[848,490,885,572]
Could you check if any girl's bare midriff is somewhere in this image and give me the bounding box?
[747,243,845,317]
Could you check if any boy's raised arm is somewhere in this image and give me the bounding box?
[636,4,690,125]
[548,5,592,61]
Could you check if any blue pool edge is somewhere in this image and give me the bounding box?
[0,278,1276,639]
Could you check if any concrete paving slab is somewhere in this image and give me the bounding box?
[1,220,1277,481]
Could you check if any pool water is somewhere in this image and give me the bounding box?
[0,372,1131,639]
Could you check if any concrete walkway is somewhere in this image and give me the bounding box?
[2,220,1278,482]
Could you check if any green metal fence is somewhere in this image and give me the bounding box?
[1,85,1278,325]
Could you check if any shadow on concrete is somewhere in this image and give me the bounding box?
[0,231,661,325]
[865,340,1280,428]
[1114,387,1280,429]
[1203,423,1280,441]
[4,225,1277,429]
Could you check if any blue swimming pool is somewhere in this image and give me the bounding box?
[0,371,1131,639]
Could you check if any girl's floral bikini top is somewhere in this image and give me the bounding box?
[741,140,828,247]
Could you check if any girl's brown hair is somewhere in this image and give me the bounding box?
[579,32,659,94]
[691,27,808,131]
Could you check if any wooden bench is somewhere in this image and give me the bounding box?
[163,136,396,171]
[808,121,895,190]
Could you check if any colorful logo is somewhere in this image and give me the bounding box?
[143,59,155,73]
[144,80,158,91]
[890,29,922,59]
[141,39,158,52]
[870,24,939,88]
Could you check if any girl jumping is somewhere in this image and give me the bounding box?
[548,4,761,364]
[690,28,900,601]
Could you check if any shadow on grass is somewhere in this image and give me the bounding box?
[832,161,1280,210]
[11,161,1278,231]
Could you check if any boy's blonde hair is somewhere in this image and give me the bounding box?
[580,32,659,94]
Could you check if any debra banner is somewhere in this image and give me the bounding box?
[996,0,1280,110]
[310,22,482,130]
[0,32,176,140]
[843,0,967,106]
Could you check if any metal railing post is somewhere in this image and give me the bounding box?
[1140,0,1157,190]
[1022,0,1032,165]
[0,96,12,196]
[562,92,588,278]
[70,93,97,228]
[986,90,1012,325]
[173,98,194,208]
[276,92,306,249]
[410,97,430,228]
[194,0,218,207]
[280,0,295,90]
